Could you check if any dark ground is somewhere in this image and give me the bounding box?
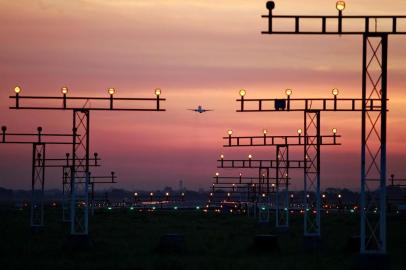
[0,207,404,270]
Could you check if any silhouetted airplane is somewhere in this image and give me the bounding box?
[188,105,213,113]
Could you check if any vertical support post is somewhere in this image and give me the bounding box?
[70,109,90,236]
[31,143,45,229]
[360,34,387,254]
[304,110,321,238]
[62,166,72,223]
[276,145,290,229]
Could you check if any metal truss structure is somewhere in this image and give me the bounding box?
[260,1,406,254]
[9,88,165,236]
[0,126,73,228]
[223,130,340,235]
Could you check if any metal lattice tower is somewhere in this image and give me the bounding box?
[31,143,45,227]
[62,166,73,223]
[223,131,340,232]
[0,126,74,229]
[303,111,321,236]
[261,1,406,254]
[10,87,165,236]
[361,34,387,253]
[276,145,289,229]
[71,109,90,235]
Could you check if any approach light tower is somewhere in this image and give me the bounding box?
[10,86,165,237]
[262,1,406,255]
[0,126,75,229]
[224,127,340,233]
[217,155,307,228]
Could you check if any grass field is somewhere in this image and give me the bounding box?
[0,207,404,270]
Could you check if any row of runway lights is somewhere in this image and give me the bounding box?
[225,127,338,138]
[13,86,162,97]
[19,203,390,214]
[13,86,343,98]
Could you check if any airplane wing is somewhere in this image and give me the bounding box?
[187,109,197,111]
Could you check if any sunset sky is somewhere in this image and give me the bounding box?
[0,0,405,191]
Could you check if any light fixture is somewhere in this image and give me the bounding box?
[266,1,275,10]
[332,88,339,96]
[108,88,116,95]
[239,89,246,97]
[248,154,252,159]
[285,89,292,96]
[297,128,302,135]
[61,87,68,95]
[263,129,267,135]
[332,128,337,134]
[215,172,219,176]
[155,88,161,96]
[227,129,233,136]
[220,154,224,159]
[14,86,21,94]
[336,1,345,11]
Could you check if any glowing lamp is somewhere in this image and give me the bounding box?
[248,154,252,159]
[14,86,21,94]
[155,88,161,96]
[227,129,233,136]
[263,129,267,135]
[150,192,154,196]
[215,172,219,176]
[336,1,345,11]
[61,87,68,95]
[220,154,224,159]
[332,128,337,134]
[165,192,169,196]
[239,89,246,97]
[297,128,302,135]
[332,88,339,96]
[108,88,116,95]
[285,89,292,96]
